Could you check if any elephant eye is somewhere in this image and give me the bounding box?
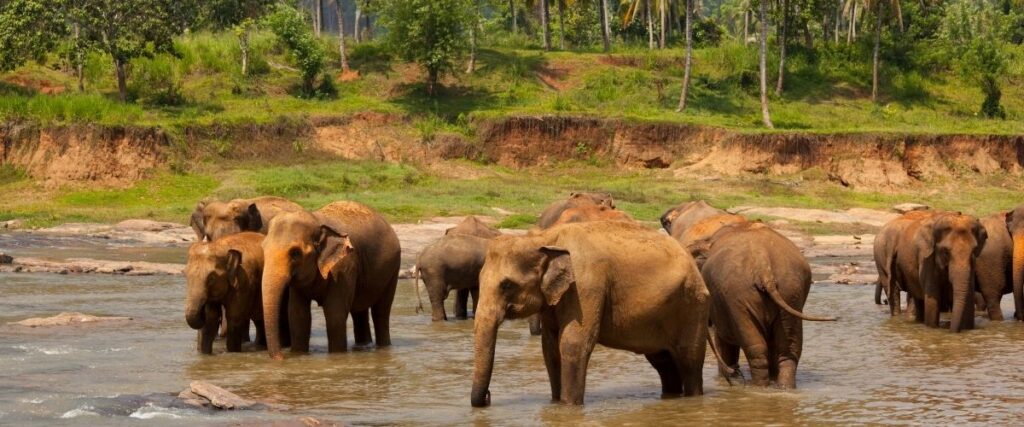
[288,247,302,260]
[500,279,515,291]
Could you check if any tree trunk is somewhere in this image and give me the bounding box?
[355,5,362,42]
[239,26,250,77]
[835,2,841,44]
[776,0,788,96]
[542,0,551,50]
[114,58,128,102]
[467,4,478,73]
[744,10,749,45]
[600,0,611,52]
[558,0,566,49]
[511,0,518,34]
[659,0,667,48]
[872,1,883,102]
[336,0,349,72]
[364,4,373,41]
[758,0,773,128]
[73,22,84,91]
[314,0,322,36]
[676,0,693,111]
[428,68,439,96]
[646,0,655,49]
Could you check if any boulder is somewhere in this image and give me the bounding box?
[893,203,929,214]
[1,219,23,230]
[0,253,12,264]
[9,312,132,327]
[189,380,258,410]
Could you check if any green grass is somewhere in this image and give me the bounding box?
[2,158,1021,230]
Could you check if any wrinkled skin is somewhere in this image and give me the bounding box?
[261,201,401,360]
[660,200,726,240]
[185,232,271,354]
[471,221,710,407]
[550,204,633,227]
[536,192,615,229]
[681,217,836,389]
[191,196,302,242]
[445,216,502,239]
[974,213,1012,320]
[415,234,491,321]
[873,210,934,315]
[1007,205,1024,321]
[890,212,987,332]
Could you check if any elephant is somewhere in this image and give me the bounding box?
[471,221,710,407]
[536,192,615,229]
[185,232,273,354]
[445,216,502,239]
[974,212,1012,320]
[660,200,726,240]
[550,204,633,226]
[873,210,934,315]
[190,196,302,242]
[1006,204,1024,321]
[680,215,836,389]
[890,211,987,332]
[414,234,490,321]
[261,201,401,359]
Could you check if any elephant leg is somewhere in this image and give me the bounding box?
[218,309,228,338]
[288,289,312,354]
[646,350,683,396]
[540,310,561,402]
[371,277,396,347]
[960,292,976,331]
[225,320,246,353]
[911,296,924,322]
[982,290,1004,321]
[424,273,448,322]
[772,317,802,389]
[198,304,221,354]
[470,287,479,317]
[253,316,267,347]
[322,297,351,353]
[278,290,292,348]
[352,310,372,346]
[888,282,901,316]
[558,325,597,405]
[528,314,542,336]
[924,292,941,328]
[455,288,470,320]
[875,281,884,305]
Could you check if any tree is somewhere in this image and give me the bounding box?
[334,0,349,72]
[600,0,612,51]
[0,0,65,72]
[266,3,327,96]
[204,0,276,77]
[776,0,789,95]
[379,0,470,95]
[867,0,903,101]
[676,0,694,111]
[757,0,773,127]
[620,0,655,49]
[542,0,552,50]
[942,0,1010,118]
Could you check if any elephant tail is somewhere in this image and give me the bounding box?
[413,265,424,314]
[761,273,838,322]
[706,330,741,385]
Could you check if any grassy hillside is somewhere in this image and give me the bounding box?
[2,31,1024,134]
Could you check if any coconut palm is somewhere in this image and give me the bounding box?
[621,0,656,49]
[600,0,612,51]
[676,0,694,111]
[867,0,903,101]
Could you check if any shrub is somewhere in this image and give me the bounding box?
[128,54,186,106]
[265,4,326,96]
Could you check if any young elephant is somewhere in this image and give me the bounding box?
[261,201,401,360]
[535,192,615,229]
[471,221,710,407]
[873,210,934,315]
[660,200,725,239]
[445,216,502,239]
[190,196,302,242]
[975,212,1012,320]
[415,234,491,321]
[681,216,836,389]
[550,204,633,226]
[890,211,987,332]
[184,232,268,354]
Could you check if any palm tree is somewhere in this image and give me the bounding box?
[542,0,552,50]
[758,0,773,128]
[676,0,694,111]
[621,0,655,49]
[776,0,789,95]
[867,0,903,101]
[557,0,567,49]
[600,0,612,52]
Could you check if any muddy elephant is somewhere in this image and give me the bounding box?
[414,234,491,321]
[536,192,615,229]
[873,210,934,315]
[890,211,987,332]
[1006,205,1024,321]
[190,196,303,242]
[681,215,835,388]
[660,200,725,239]
[185,232,274,354]
[445,216,502,239]
[471,221,710,407]
[975,212,1012,320]
[551,204,633,226]
[261,201,401,359]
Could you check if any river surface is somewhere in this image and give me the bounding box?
[2,234,1024,426]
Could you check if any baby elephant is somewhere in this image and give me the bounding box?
[185,232,267,354]
[415,216,501,321]
[681,215,836,389]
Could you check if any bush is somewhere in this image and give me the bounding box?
[265,4,326,97]
[128,54,186,106]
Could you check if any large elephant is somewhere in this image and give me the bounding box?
[890,211,987,332]
[261,201,401,359]
[536,192,615,229]
[190,196,302,242]
[975,212,1012,320]
[660,200,725,239]
[185,232,273,354]
[1006,204,1024,321]
[680,215,835,388]
[471,221,710,407]
[445,216,502,238]
[414,234,490,321]
[873,210,933,315]
[551,204,633,226]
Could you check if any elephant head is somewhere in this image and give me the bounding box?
[184,242,244,330]
[190,199,264,242]
[915,213,987,332]
[659,200,724,236]
[569,192,615,209]
[471,235,574,407]
[445,216,502,239]
[1007,205,1024,320]
[260,211,353,360]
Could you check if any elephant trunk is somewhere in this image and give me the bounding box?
[948,259,973,333]
[471,303,503,407]
[262,259,290,360]
[1013,235,1024,321]
[184,281,207,330]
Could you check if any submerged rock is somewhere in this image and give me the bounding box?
[0,256,183,275]
[9,312,132,327]
[176,381,288,412]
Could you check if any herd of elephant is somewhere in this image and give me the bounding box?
[183,192,1024,408]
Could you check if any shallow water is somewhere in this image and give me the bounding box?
[2,238,1024,426]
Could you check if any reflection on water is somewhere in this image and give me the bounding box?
[2,242,1024,425]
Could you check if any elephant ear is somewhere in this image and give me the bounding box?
[190,202,207,242]
[317,225,354,280]
[226,249,243,289]
[245,203,263,232]
[539,246,574,306]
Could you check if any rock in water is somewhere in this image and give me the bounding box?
[9,312,132,327]
[189,381,257,410]
[0,253,12,264]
